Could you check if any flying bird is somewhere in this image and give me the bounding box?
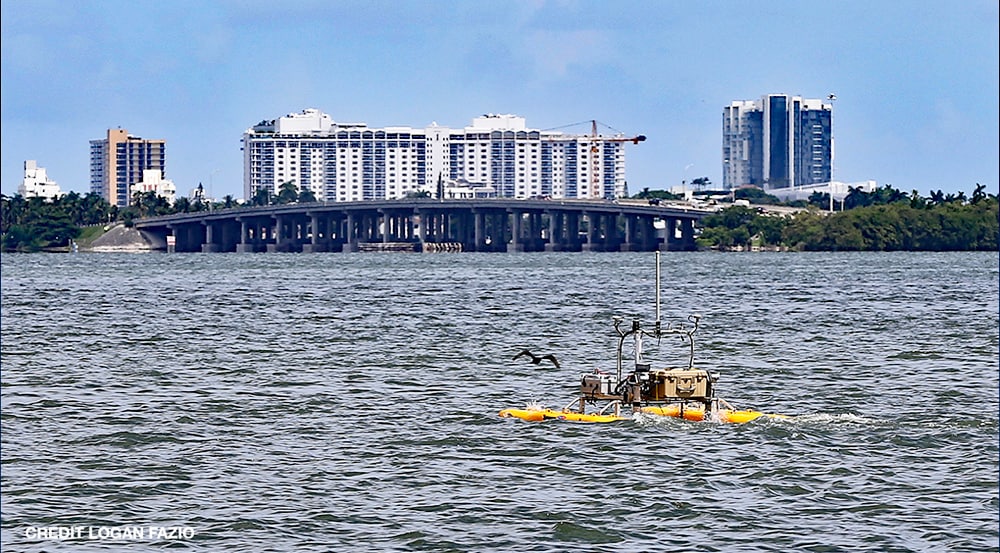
[513,349,560,369]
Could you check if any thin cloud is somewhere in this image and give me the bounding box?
[520,29,615,80]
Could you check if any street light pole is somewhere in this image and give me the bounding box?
[209,169,220,211]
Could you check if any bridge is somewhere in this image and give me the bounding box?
[133,198,710,253]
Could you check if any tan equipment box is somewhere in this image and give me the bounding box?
[647,369,714,400]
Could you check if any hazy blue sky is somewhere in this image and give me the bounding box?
[2,0,998,200]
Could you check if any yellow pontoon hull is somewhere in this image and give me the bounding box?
[498,408,625,423]
[499,406,786,424]
[636,405,781,423]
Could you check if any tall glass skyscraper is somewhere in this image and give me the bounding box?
[723,94,832,190]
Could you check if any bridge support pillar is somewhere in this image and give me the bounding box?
[494,211,508,251]
[507,210,524,252]
[639,216,658,251]
[267,215,284,253]
[342,212,358,252]
[303,213,327,253]
[236,220,251,253]
[567,213,581,251]
[506,219,522,252]
[660,217,679,251]
[380,210,390,244]
[529,212,544,251]
[473,212,484,251]
[619,215,632,252]
[582,212,602,252]
[545,211,561,252]
[603,214,620,251]
[620,215,645,251]
[680,218,696,251]
[202,222,221,252]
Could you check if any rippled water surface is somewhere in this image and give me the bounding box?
[2,251,998,552]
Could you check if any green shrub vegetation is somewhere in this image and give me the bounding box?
[2,193,113,252]
[3,184,997,253]
[696,184,997,251]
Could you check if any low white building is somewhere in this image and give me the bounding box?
[131,169,177,204]
[18,160,63,200]
[443,179,497,199]
[766,180,878,203]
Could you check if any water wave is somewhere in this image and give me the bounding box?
[2,251,997,552]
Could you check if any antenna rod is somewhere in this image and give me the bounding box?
[654,251,661,333]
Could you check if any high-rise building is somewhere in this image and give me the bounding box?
[90,129,166,206]
[242,109,637,202]
[723,94,832,190]
[18,160,63,201]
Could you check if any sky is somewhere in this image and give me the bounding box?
[2,0,998,201]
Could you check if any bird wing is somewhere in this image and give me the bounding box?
[542,354,560,368]
[513,349,533,361]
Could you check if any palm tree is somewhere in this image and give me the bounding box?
[251,187,271,206]
[298,188,317,203]
[276,180,298,204]
[79,192,112,225]
[909,190,927,209]
[844,187,871,209]
[971,183,989,204]
[691,177,712,189]
[1,194,28,230]
[174,197,193,213]
[808,191,829,208]
[60,191,83,225]
[884,185,909,204]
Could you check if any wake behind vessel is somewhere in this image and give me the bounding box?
[499,252,786,424]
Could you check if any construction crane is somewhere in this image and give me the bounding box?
[544,120,646,199]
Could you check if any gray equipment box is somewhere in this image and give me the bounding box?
[580,373,618,398]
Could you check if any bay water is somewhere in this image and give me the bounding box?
[2,251,998,552]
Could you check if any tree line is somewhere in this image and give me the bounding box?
[1,180,337,251]
[2,182,997,252]
[1,189,221,252]
[694,184,997,251]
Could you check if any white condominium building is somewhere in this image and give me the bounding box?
[132,169,178,204]
[18,160,63,201]
[242,109,635,202]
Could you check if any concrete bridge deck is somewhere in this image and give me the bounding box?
[133,198,710,253]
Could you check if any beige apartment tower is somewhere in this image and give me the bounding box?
[90,128,166,206]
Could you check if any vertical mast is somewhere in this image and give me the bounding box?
[654,251,661,335]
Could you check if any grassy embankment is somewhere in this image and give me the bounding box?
[71,225,110,250]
